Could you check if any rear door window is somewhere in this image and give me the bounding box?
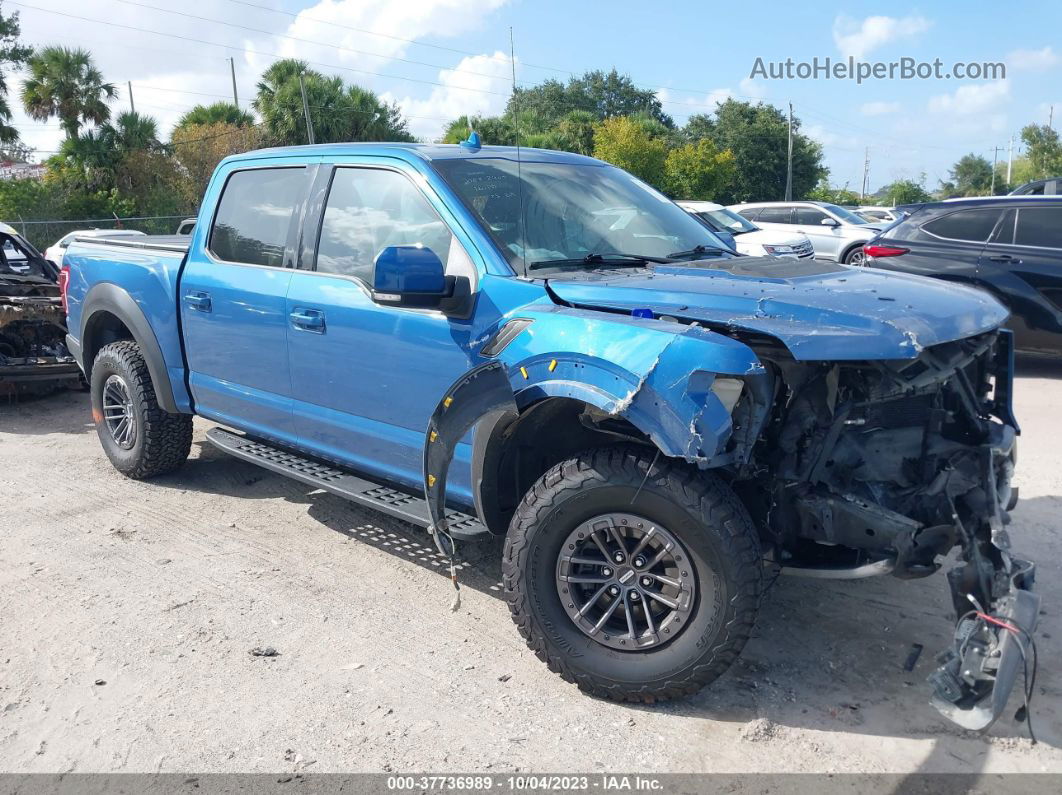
[794,207,828,225]
[921,208,1001,242]
[209,167,308,267]
[757,207,794,224]
[1014,206,1062,249]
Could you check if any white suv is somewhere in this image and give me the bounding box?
[729,201,883,265]
[677,201,814,259]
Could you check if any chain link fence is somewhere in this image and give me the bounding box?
[2,214,198,251]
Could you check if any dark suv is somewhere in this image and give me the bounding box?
[865,196,1062,354]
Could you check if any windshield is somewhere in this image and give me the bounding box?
[698,208,758,235]
[823,204,874,225]
[433,158,729,269]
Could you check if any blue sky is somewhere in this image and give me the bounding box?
[8,0,1061,193]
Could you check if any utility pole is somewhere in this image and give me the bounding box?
[127,81,135,114]
[1050,104,1055,130]
[1007,135,1014,186]
[298,73,315,145]
[228,57,238,107]
[861,147,870,200]
[990,145,1004,194]
[784,101,793,201]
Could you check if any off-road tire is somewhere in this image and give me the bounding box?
[90,340,192,479]
[503,445,762,702]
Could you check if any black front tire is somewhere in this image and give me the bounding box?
[90,340,192,479]
[503,446,762,702]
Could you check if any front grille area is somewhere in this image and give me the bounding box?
[793,240,814,258]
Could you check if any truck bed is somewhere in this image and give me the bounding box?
[73,234,190,254]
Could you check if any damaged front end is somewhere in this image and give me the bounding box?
[741,327,1036,730]
[0,277,80,395]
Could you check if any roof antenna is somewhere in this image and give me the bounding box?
[459,116,481,150]
[510,26,527,278]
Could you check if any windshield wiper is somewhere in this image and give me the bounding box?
[666,244,731,260]
[528,252,671,270]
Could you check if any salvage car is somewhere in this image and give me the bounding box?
[62,142,1035,731]
[0,222,81,394]
[864,195,1062,355]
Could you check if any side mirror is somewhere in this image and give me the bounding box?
[820,217,840,227]
[372,245,465,312]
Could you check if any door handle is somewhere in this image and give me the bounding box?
[988,254,1021,264]
[289,308,326,332]
[183,292,211,312]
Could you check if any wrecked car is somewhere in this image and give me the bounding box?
[61,141,1036,731]
[0,222,81,395]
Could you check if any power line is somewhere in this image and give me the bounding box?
[111,0,519,86]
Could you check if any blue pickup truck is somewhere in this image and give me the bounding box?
[62,140,1036,730]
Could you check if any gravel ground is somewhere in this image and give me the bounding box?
[2,358,1061,774]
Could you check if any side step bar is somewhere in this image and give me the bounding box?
[205,427,490,541]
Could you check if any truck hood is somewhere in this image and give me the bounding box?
[545,258,1009,360]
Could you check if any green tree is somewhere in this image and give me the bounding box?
[663,138,736,200]
[882,177,930,205]
[440,115,515,145]
[507,69,672,130]
[806,178,860,205]
[1020,123,1062,180]
[592,115,668,187]
[21,46,116,139]
[0,4,32,143]
[253,59,412,146]
[171,121,262,201]
[682,100,825,203]
[175,102,254,133]
[948,153,994,195]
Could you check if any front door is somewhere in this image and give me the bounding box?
[978,204,1062,352]
[179,163,312,446]
[285,163,483,498]
[792,206,843,259]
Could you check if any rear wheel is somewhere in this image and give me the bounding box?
[503,446,762,702]
[843,245,866,266]
[90,340,192,479]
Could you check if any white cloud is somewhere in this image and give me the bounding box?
[386,52,513,141]
[860,101,901,116]
[5,0,514,159]
[657,77,765,119]
[1007,46,1060,71]
[928,80,1010,116]
[832,15,932,59]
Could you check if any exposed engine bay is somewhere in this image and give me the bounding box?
[0,246,80,395]
[730,328,1037,730]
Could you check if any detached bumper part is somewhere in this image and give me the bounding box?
[930,559,1038,731]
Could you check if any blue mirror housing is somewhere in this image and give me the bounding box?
[372,245,452,308]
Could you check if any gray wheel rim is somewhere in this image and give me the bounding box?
[556,512,701,650]
[848,249,866,266]
[102,374,137,450]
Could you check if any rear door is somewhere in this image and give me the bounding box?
[978,203,1062,352]
[179,161,313,446]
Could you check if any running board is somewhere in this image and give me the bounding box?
[205,427,490,541]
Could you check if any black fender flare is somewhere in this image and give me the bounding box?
[80,283,180,413]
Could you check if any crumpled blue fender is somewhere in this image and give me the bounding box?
[491,304,765,463]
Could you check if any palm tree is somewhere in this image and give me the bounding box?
[21,46,116,138]
[174,102,254,134]
[105,111,160,152]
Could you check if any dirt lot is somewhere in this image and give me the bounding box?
[2,360,1062,775]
